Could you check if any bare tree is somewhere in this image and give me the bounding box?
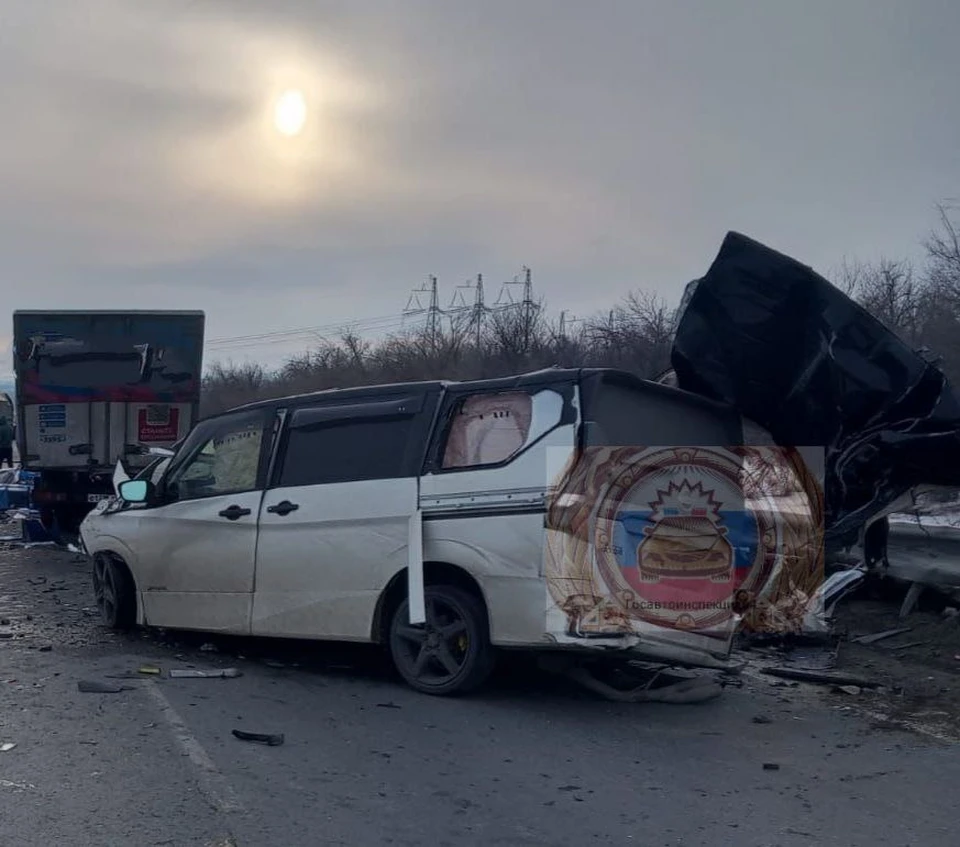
[837,257,925,344]
[580,290,676,378]
[925,202,960,296]
[917,202,960,382]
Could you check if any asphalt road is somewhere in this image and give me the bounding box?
[1,540,958,847]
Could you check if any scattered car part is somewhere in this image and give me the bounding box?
[231,729,284,746]
[852,627,913,645]
[760,667,878,688]
[77,680,134,693]
[169,668,242,679]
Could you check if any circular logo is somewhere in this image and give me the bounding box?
[591,447,786,632]
[544,444,822,638]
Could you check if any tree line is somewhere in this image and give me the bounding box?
[201,202,960,417]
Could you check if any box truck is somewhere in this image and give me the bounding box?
[12,310,204,535]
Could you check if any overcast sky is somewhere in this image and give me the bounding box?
[1,0,958,377]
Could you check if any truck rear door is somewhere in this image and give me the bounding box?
[13,311,203,470]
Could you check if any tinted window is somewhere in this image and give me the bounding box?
[163,412,267,501]
[278,418,415,487]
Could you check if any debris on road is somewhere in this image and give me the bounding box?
[891,641,929,651]
[199,643,218,653]
[0,742,16,752]
[761,667,878,689]
[0,778,35,791]
[231,729,284,746]
[78,680,134,693]
[762,763,780,771]
[105,666,163,679]
[565,665,723,704]
[376,701,402,710]
[169,668,241,679]
[852,627,913,645]
[837,685,862,696]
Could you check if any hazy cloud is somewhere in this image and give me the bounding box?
[1,0,958,373]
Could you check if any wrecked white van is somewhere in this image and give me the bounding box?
[79,367,821,696]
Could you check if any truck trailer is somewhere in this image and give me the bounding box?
[12,310,204,535]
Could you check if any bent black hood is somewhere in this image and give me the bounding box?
[671,231,960,543]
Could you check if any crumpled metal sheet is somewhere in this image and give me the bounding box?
[671,231,960,543]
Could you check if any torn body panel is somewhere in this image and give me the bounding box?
[671,232,960,547]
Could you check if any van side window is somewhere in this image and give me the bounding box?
[278,419,414,487]
[441,389,564,469]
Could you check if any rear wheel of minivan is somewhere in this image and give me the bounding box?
[388,584,496,696]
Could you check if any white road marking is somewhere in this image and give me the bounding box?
[143,681,245,813]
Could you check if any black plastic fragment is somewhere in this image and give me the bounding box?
[78,680,133,693]
[232,728,284,746]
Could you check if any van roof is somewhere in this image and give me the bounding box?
[209,366,734,421]
[227,367,586,415]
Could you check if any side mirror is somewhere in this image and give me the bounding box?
[118,479,155,504]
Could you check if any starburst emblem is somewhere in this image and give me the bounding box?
[647,480,724,528]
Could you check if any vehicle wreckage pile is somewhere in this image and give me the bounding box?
[543,231,960,704]
[642,231,960,703]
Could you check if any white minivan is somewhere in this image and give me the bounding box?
[79,367,821,695]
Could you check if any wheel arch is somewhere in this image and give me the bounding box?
[371,561,491,644]
[93,549,143,625]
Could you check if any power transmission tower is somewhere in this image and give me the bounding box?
[558,310,581,341]
[494,266,539,353]
[403,275,441,348]
[426,275,440,349]
[449,274,488,347]
[403,280,429,323]
[472,274,485,347]
[520,266,534,351]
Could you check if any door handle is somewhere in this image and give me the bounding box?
[266,500,299,517]
[218,504,251,521]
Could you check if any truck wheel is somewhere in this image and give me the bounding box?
[388,584,496,696]
[93,556,136,630]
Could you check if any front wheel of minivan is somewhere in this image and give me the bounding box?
[92,555,137,631]
[388,584,496,696]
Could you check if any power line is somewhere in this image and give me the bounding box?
[207,313,406,348]
[207,265,539,358]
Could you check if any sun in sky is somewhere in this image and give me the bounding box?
[274,89,307,136]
